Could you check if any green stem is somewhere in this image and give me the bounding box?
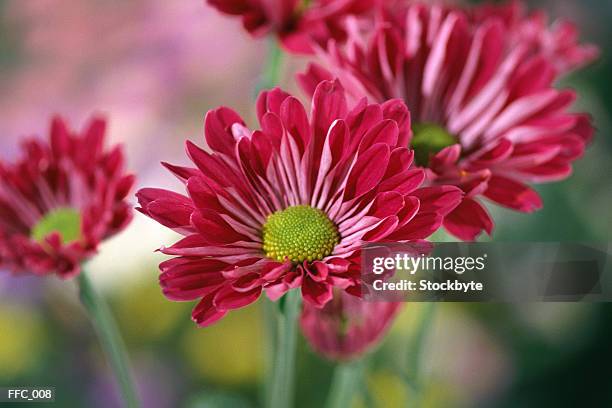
[325,359,364,408]
[262,297,277,406]
[255,38,284,95]
[269,289,301,408]
[78,270,139,408]
[405,302,436,406]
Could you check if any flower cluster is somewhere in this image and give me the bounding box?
[0,117,134,278]
[1,0,596,367]
[137,80,461,326]
[299,1,598,240]
[134,0,597,359]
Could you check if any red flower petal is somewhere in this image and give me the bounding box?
[192,293,228,327]
[204,107,245,157]
[344,143,390,200]
[213,285,261,311]
[297,64,334,97]
[136,188,194,234]
[443,198,494,241]
[484,175,543,212]
[302,276,333,308]
[386,212,444,241]
[411,186,463,216]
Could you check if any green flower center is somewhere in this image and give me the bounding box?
[262,205,339,263]
[31,208,82,244]
[411,122,457,167]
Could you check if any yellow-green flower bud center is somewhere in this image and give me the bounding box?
[262,205,339,263]
[31,207,82,244]
[411,122,457,167]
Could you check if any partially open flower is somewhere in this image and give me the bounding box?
[299,1,598,240]
[206,0,376,53]
[300,291,401,360]
[0,117,135,278]
[137,80,461,327]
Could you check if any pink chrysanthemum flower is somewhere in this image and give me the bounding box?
[0,117,135,278]
[206,0,375,53]
[299,1,598,240]
[137,80,461,327]
[300,291,401,360]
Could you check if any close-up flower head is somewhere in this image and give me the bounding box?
[299,0,599,240]
[137,79,462,326]
[0,117,134,278]
[206,0,376,53]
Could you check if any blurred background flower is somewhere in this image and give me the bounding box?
[0,0,611,407]
[206,0,376,53]
[300,292,401,361]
